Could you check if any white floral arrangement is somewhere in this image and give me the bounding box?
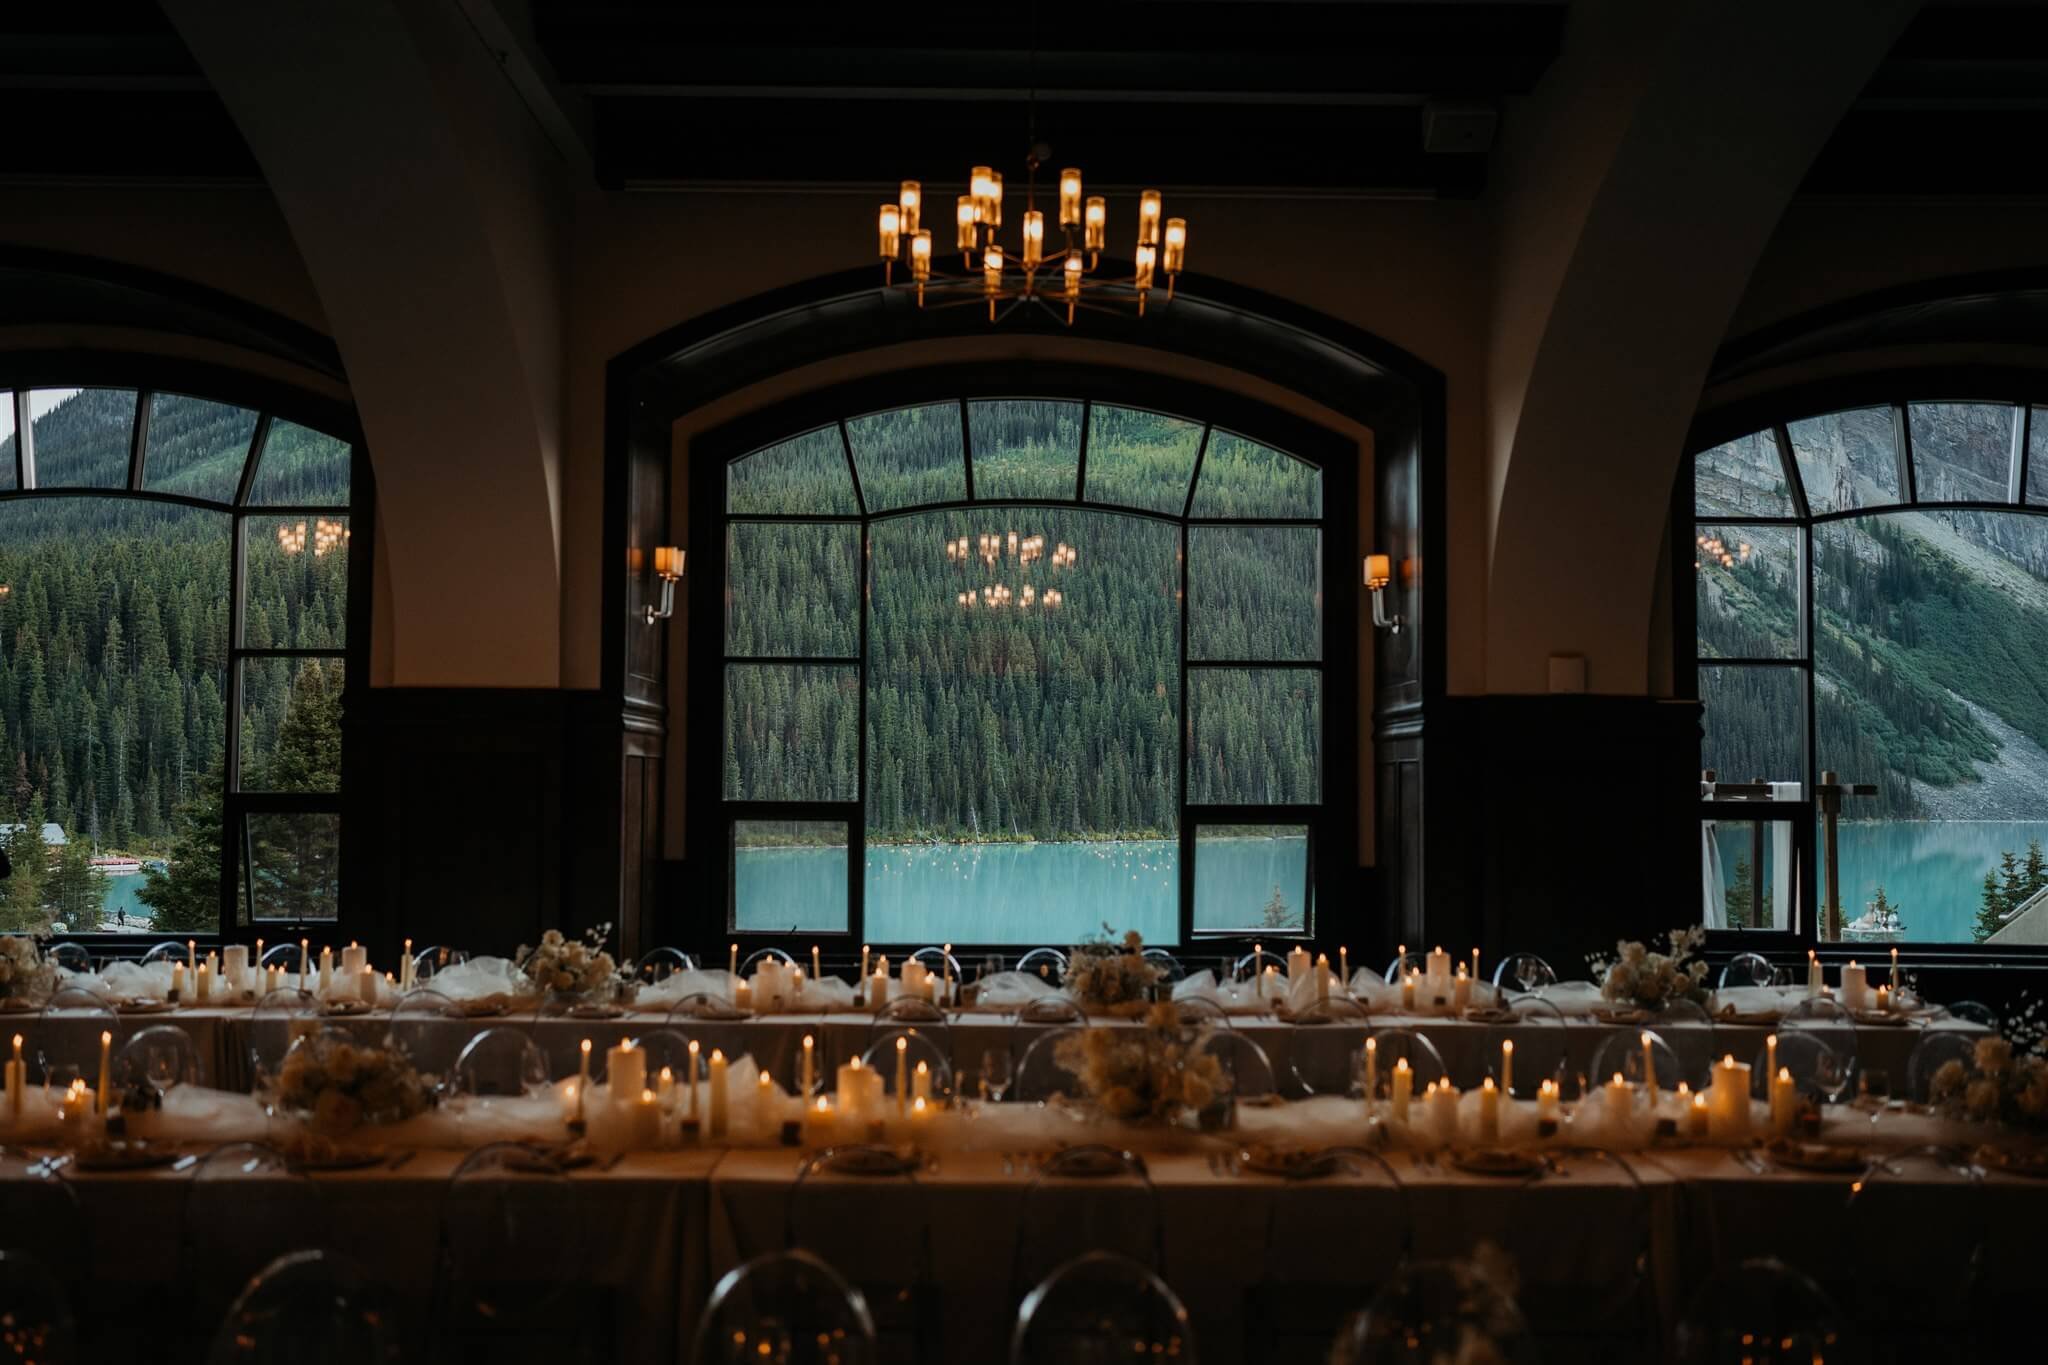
[1587,926,1710,1011]
[0,933,58,1008]
[1053,1000,1230,1123]
[276,1031,435,1136]
[1063,924,1165,1013]
[514,924,626,999]
[1930,1036,2048,1132]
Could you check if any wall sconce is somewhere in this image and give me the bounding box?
[644,545,685,625]
[1364,553,1404,634]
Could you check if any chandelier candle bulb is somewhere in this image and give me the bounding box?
[877,203,900,260]
[1501,1041,1514,1097]
[687,1040,701,1118]
[898,180,920,235]
[1022,209,1044,267]
[970,166,993,222]
[895,1036,909,1116]
[1059,168,1083,226]
[1137,190,1162,247]
[1162,217,1186,276]
[1133,244,1155,294]
[708,1050,728,1139]
[1641,1032,1658,1095]
[910,231,931,294]
[1806,950,1822,998]
[1478,1078,1499,1144]
[1391,1058,1413,1123]
[1083,196,1106,253]
[1771,1066,1797,1135]
[956,196,977,253]
[988,170,1002,227]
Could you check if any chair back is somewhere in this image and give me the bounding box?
[1012,1026,1087,1103]
[1483,996,1570,1099]
[452,1025,550,1097]
[1140,947,1187,982]
[1675,1257,1846,1365]
[1335,1255,1536,1365]
[247,989,322,1098]
[1285,997,1369,1098]
[1757,1031,1847,1107]
[869,995,950,1039]
[1014,948,1068,983]
[47,941,92,974]
[1718,951,1775,989]
[410,944,469,981]
[1198,1029,1277,1101]
[33,988,118,1085]
[385,987,465,1087]
[1384,950,1426,984]
[1490,952,1558,994]
[1232,948,1286,982]
[0,1248,76,1365]
[114,1023,204,1092]
[1780,998,1858,1101]
[185,1143,328,1313]
[693,1249,878,1365]
[909,945,961,982]
[1650,998,1720,1090]
[860,1032,954,1105]
[738,947,797,977]
[1014,1149,1161,1294]
[140,941,188,966]
[1589,1030,1684,1097]
[205,1248,399,1365]
[1362,1027,1448,1100]
[1904,1030,1980,1103]
[635,946,695,982]
[1943,1000,1999,1029]
[258,943,306,973]
[1010,1251,1194,1365]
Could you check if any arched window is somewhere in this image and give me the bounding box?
[694,383,1355,950]
[0,381,364,939]
[1689,397,2048,950]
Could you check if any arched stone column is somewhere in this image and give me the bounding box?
[163,0,570,685]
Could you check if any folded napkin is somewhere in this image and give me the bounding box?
[99,960,174,1000]
[634,968,738,1010]
[792,975,859,1012]
[1528,981,1606,1015]
[421,955,530,1004]
[972,970,1061,1009]
[1707,985,1804,1020]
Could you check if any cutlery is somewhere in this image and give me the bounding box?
[601,1150,627,1171]
[171,1154,199,1173]
[386,1150,418,1171]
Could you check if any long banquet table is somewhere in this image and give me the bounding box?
[6,1104,2035,1365]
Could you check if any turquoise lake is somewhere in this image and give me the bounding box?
[735,836,1311,943]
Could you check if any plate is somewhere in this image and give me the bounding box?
[458,999,510,1018]
[1971,1145,2048,1179]
[1716,1010,1783,1027]
[1462,1007,1515,1025]
[1590,1006,1649,1025]
[116,998,176,1015]
[1238,1144,1343,1179]
[322,1000,375,1017]
[0,997,36,1014]
[72,1139,183,1171]
[565,1002,626,1020]
[1450,1148,1543,1177]
[1765,1139,1866,1174]
[1851,1010,1911,1028]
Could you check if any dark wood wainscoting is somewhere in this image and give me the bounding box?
[1377,695,1704,973]
[343,688,661,962]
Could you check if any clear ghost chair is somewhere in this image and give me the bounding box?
[1649,997,1720,1090]
[4,1176,86,1303]
[1010,1251,1194,1365]
[787,1148,932,1360]
[1249,1148,1408,1357]
[1718,951,1775,989]
[631,1028,696,1095]
[1490,952,1558,995]
[1675,1257,1846,1365]
[452,1025,550,1098]
[1200,1029,1278,1104]
[33,987,118,1085]
[1174,996,1232,1029]
[869,996,950,1042]
[1482,995,1571,1100]
[46,941,92,974]
[1331,1254,1538,1365]
[1841,1146,1981,1348]
[1234,947,1288,982]
[1589,1029,1684,1099]
[410,944,469,982]
[385,987,465,1089]
[659,1006,752,1067]
[206,1249,400,1365]
[1008,996,1087,1063]
[909,945,962,985]
[114,1024,204,1113]
[739,947,797,977]
[184,1143,329,1322]
[140,941,189,966]
[861,1032,954,1106]
[1012,1026,1088,1104]
[1361,1027,1449,1104]
[1287,997,1371,1097]
[1504,1150,1652,1350]
[1781,998,1858,1101]
[692,1249,878,1365]
[437,1141,604,1361]
[1940,1000,1999,1029]
[1141,947,1187,983]
[0,1248,76,1365]
[1384,950,1426,984]
[634,946,695,984]
[1753,1032,1845,1112]
[1904,1030,1981,1103]
[247,989,322,1101]
[258,942,306,974]
[1014,1147,1162,1295]
[1014,948,1068,984]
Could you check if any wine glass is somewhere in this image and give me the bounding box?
[143,1040,184,1109]
[982,1049,1013,1103]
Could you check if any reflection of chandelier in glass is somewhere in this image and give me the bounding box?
[1693,532,1751,571]
[947,529,1075,609]
[876,156,1187,324]
[278,518,350,557]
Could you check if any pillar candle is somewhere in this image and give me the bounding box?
[1876,985,1891,1013]
[1452,964,1471,1011]
[1315,953,1331,1003]
[1806,950,1821,998]
[195,962,211,1003]
[224,945,249,995]
[801,1034,816,1098]
[629,1088,661,1149]
[1840,961,1870,1012]
[1500,1040,1514,1097]
[1708,1055,1751,1141]
[318,946,333,997]
[912,1060,933,1105]
[97,1030,111,1115]
[1689,1090,1711,1138]
[902,959,927,999]
[1430,1080,1460,1145]
[1537,1078,1560,1125]
[894,1036,909,1116]
[1605,1072,1633,1125]
[734,981,753,1011]
[836,1057,868,1121]
[358,965,377,1005]
[170,962,185,1001]
[1363,1038,1378,1108]
[755,1070,775,1130]
[1391,1058,1412,1123]
[1770,1066,1797,1135]
[707,1049,728,1139]
[869,960,890,1008]
[1477,1078,1499,1144]
[1425,945,1452,989]
[1287,945,1312,983]
[1262,964,1281,1001]
[910,1095,931,1133]
[341,942,366,975]
[608,1041,645,1100]
[805,1096,835,1147]
[687,1041,701,1117]
[1640,1031,1658,1095]
[1401,971,1417,1011]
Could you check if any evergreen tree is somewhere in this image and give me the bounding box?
[43,837,104,931]
[2027,839,2047,900]
[1725,855,1753,931]
[137,767,225,934]
[1977,870,2009,943]
[1260,884,1298,930]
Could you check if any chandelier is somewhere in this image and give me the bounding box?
[947,530,1075,609]
[876,155,1187,324]
[1694,532,1752,571]
[277,518,350,557]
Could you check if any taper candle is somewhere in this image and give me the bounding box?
[1500,1040,1514,1097]
[96,1030,111,1115]
[688,1040,701,1117]
[801,1034,815,1098]
[708,1049,728,1139]
[895,1036,909,1116]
